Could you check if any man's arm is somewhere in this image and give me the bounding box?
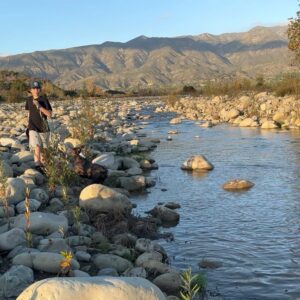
[38,105,52,117]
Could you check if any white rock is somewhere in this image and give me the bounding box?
[10,151,34,164]
[79,184,132,213]
[181,155,214,171]
[92,153,118,170]
[17,277,166,300]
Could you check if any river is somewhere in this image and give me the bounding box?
[132,111,300,300]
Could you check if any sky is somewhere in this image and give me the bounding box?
[0,0,298,56]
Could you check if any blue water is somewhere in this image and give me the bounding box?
[132,113,300,300]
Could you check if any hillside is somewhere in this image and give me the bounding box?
[0,26,293,90]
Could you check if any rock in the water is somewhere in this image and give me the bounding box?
[0,228,26,251]
[13,252,80,274]
[223,179,254,191]
[181,155,214,171]
[0,265,34,299]
[93,254,133,273]
[135,251,163,267]
[261,120,279,129]
[169,118,182,125]
[79,184,132,213]
[17,277,166,300]
[11,212,68,235]
[148,205,179,225]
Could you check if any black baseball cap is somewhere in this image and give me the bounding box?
[30,81,41,89]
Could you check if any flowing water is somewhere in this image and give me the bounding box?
[132,111,300,300]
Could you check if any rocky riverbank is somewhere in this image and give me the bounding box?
[0,97,187,300]
[159,93,300,130]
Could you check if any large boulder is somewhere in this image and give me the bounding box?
[181,155,214,171]
[0,265,34,299]
[11,212,68,235]
[17,277,166,300]
[79,184,132,213]
[13,252,80,274]
[0,228,26,251]
[93,254,133,273]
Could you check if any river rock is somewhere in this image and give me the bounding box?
[64,138,82,148]
[16,198,41,214]
[92,153,119,170]
[6,177,26,205]
[79,184,132,213]
[153,272,182,295]
[17,277,166,300]
[169,118,182,125]
[29,188,49,204]
[0,206,15,218]
[223,179,254,191]
[135,251,163,267]
[10,151,34,164]
[93,254,133,273]
[24,169,45,185]
[0,228,26,251]
[13,252,80,274]
[0,137,21,148]
[261,120,279,129]
[119,176,146,191]
[148,205,179,224]
[0,265,34,299]
[0,161,13,177]
[135,239,167,257]
[239,118,259,127]
[123,267,147,278]
[38,238,71,253]
[181,155,214,171]
[11,212,68,235]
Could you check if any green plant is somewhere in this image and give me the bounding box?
[42,133,76,193]
[59,251,73,275]
[180,268,206,300]
[288,1,300,63]
[0,158,10,227]
[72,206,81,231]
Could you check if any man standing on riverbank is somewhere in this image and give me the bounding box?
[25,81,52,172]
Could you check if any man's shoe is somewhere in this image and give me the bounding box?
[35,165,46,175]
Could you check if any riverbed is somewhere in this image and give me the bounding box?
[132,111,300,300]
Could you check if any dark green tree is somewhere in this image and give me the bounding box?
[288,1,300,63]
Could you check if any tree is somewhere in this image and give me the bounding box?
[288,1,300,63]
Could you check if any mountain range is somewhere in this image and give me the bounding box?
[0,26,294,90]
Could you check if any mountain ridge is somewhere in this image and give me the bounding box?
[0,25,293,89]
